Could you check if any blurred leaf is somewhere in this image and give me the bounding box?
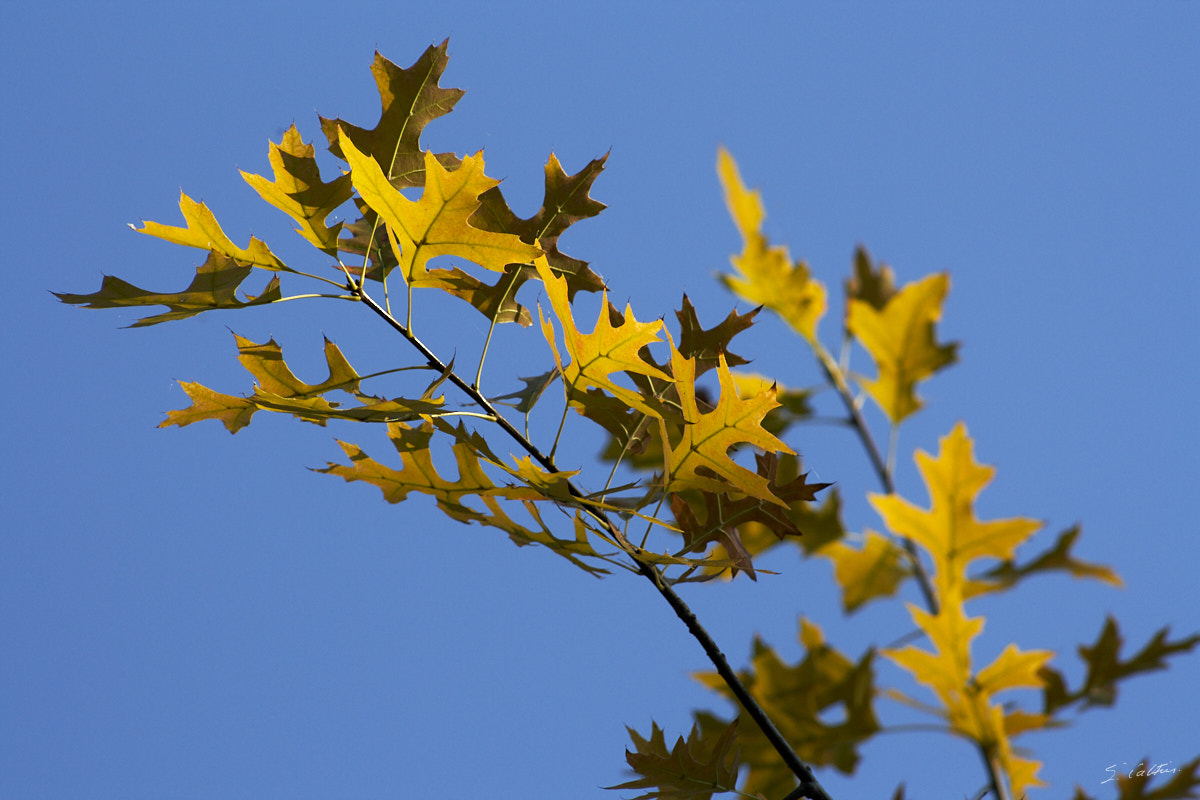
[969,524,1122,598]
[695,618,878,797]
[1041,617,1200,713]
[818,531,909,612]
[847,272,957,423]
[870,422,1041,599]
[608,719,741,800]
[844,244,897,314]
[717,147,826,341]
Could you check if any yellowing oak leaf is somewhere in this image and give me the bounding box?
[535,257,670,418]
[321,43,464,188]
[870,423,1041,599]
[661,342,794,507]
[340,136,542,287]
[717,147,827,341]
[160,333,443,432]
[818,531,909,612]
[883,583,1051,798]
[55,251,281,327]
[241,124,353,254]
[134,192,286,271]
[847,272,957,423]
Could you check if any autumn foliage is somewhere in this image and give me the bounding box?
[59,42,1197,799]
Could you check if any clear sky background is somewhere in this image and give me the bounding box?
[3,3,1197,799]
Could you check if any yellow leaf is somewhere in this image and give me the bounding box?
[661,342,795,507]
[818,531,908,612]
[340,135,542,286]
[535,257,670,417]
[241,124,353,254]
[716,148,826,341]
[847,272,957,423]
[869,423,1041,599]
[883,582,1048,797]
[134,192,286,270]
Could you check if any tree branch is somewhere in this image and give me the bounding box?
[353,285,832,800]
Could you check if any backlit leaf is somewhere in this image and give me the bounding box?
[55,251,281,327]
[847,272,957,423]
[883,582,1051,797]
[818,531,908,612]
[241,124,353,254]
[536,257,670,418]
[870,422,1041,599]
[341,137,542,287]
[321,43,464,188]
[661,344,794,507]
[159,333,443,432]
[133,192,286,271]
[716,147,826,341]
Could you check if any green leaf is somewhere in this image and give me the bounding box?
[1041,616,1200,713]
[694,618,878,796]
[607,719,741,800]
[970,524,1122,598]
[55,251,281,327]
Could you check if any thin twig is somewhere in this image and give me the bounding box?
[813,346,939,615]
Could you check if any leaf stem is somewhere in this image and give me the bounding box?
[354,284,832,800]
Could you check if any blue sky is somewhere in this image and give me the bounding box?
[3,3,1198,798]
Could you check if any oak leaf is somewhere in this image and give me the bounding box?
[883,583,1051,797]
[341,137,542,288]
[608,719,741,800]
[133,192,286,271]
[716,147,826,341]
[869,422,1041,599]
[660,343,794,507]
[847,272,957,423]
[971,524,1121,598]
[160,333,443,433]
[536,257,670,418]
[321,43,464,188]
[55,251,281,327]
[1041,616,1200,713]
[241,124,353,255]
[818,531,908,612]
[694,618,878,797]
[675,294,757,377]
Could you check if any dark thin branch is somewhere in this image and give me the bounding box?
[814,350,940,615]
[354,285,832,800]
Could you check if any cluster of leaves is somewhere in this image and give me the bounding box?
[60,42,1197,800]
